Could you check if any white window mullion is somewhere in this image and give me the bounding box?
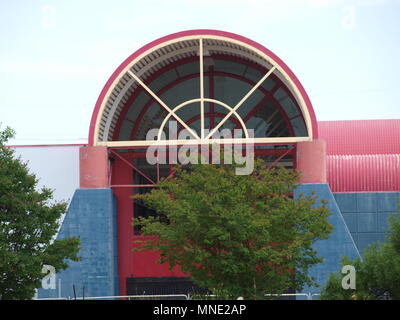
[127,69,200,140]
[205,66,277,139]
[199,38,205,139]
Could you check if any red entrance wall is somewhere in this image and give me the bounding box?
[111,154,187,296]
[110,147,299,295]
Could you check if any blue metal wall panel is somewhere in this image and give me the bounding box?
[334,192,400,256]
[377,193,399,212]
[357,213,377,233]
[342,213,357,233]
[356,193,378,212]
[333,193,357,213]
[37,188,119,299]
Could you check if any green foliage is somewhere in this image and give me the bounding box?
[133,158,332,299]
[320,212,400,300]
[0,125,80,300]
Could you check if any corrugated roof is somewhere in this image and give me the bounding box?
[327,154,400,192]
[318,119,400,155]
[318,119,400,192]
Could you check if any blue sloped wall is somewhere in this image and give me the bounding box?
[294,184,361,297]
[37,188,119,299]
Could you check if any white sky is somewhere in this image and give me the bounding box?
[1,0,399,144]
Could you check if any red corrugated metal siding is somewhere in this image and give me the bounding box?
[327,154,400,192]
[318,120,400,155]
[318,120,400,192]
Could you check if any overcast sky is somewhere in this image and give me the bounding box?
[1,0,399,144]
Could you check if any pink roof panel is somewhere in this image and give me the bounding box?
[318,119,400,192]
[318,120,400,156]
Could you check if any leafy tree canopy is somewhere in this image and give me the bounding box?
[133,157,332,299]
[0,126,80,300]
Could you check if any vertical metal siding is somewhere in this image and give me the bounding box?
[327,154,400,192]
[319,120,400,192]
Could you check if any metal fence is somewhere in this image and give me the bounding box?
[34,293,320,300]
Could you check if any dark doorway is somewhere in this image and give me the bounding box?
[126,277,207,299]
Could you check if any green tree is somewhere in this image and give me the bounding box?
[320,212,400,300]
[0,126,80,300]
[133,158,332,299]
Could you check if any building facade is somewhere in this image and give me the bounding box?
[20,30,399,299]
